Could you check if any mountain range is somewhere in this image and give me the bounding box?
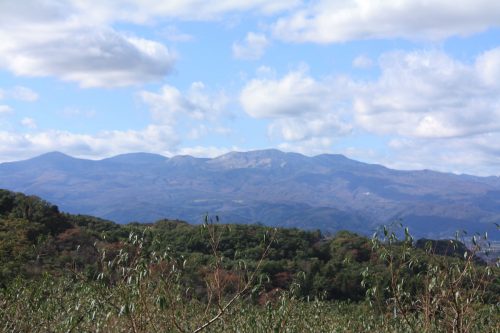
[0,149,499,239]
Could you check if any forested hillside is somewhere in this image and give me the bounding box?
[0,189,498,332]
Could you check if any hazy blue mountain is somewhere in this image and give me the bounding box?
[0,150,499,239]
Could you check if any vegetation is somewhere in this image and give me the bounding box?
[0,189,498,332]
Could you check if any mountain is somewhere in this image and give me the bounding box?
[0,150,499,239]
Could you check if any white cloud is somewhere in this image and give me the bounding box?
[240,68,352,146]
[273,0,500,43]
[0,2,175,88]
[140,82,228,123]
[0,28,175,88]
[21,117,37,129]
[233,32,270,60]
[353,49,500,139]
[352,55,373,69]
[0,105,13,114]
[138,82,231,146]
[240,68,332,118]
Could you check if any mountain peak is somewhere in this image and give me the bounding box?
[101,152,168,164]
[217,149,286,159]
[166,155,208,168]
[4,151,88,172]
[37,151,72,159]
[211,149,301,169]
[29,151,76,163]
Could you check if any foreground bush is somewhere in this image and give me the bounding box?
[1,222,498,332]
[1,274,497,333]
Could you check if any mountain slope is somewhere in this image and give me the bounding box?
[0,150,499,238]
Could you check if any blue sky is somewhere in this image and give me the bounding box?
[0,1,499,176]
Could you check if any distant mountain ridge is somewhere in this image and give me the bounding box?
[0,149,499,239]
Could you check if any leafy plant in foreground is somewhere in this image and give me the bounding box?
[363,224,499,333]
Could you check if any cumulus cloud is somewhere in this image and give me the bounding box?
[0,1,175,88]
[140,82,228,123]
[240,68,352,146]
[0,27,175,88]
[138,82,231,147]
[233,33,270,60]
[272,0,500,43]
[353,49,500,139]
[241,69,332,118]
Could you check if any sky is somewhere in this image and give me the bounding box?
[0,0,499,176]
